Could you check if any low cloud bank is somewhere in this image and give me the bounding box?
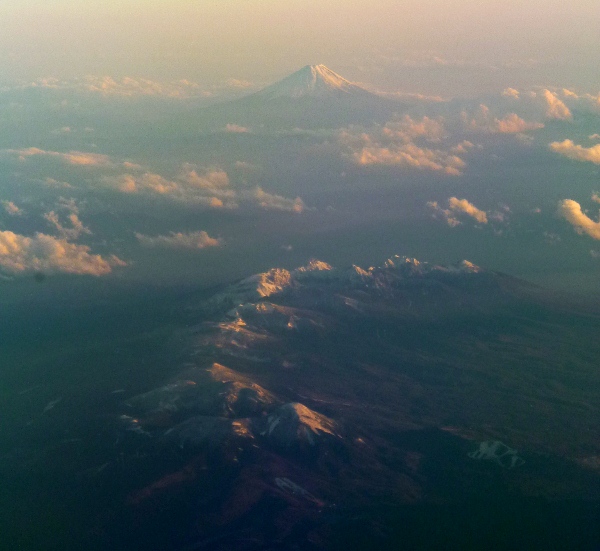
[0,231,125,275]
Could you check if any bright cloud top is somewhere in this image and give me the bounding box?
[0,231,125,275]
[558,199,600,240]
[549,140,600,164]
[136,231,222,249]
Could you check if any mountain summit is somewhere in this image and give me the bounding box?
[254,64,372,99]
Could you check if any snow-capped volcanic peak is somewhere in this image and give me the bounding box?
[255,64,369,99]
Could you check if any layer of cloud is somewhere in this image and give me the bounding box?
[135,231,222,249]
[428,197,488,226]
[1,145,305,214]
[352,144,465,175]
[7,75,257,99]
[103,169,235,208]
[340,116,466,175]
[0,231,125,275]
[3,147,116,167]
[103,167,305,212]
[558,199,600,240]
[549,140,600,164]
[82,76,213,98]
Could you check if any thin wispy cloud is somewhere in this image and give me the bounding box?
[224,124,250,133]
[135,231,222,249]
[2,201,23,216]
[3,147,119,167]
[43,211,91,241]
[7,75,257,99]
[246,187,305,213]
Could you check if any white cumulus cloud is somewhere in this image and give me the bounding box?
[340,116,466,176]
[428,197,488,226]
[103,166,304,212]
[549,140,600,164]
[558,199,600,240]
[542,90,572,120]
[462,105,543,134]
[448,197,488,223]
[0,231,125,275]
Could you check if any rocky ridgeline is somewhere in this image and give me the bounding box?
[197,255,487,316]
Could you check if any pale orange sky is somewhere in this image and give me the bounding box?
[1,0,599,95]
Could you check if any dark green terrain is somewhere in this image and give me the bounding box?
[1,259,599,550]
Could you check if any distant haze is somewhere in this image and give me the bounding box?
[1,1,599,96]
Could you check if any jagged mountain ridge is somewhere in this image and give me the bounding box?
[197,255,496,317]
[108,254,599,548]
[12,254,597,550]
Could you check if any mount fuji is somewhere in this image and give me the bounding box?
[199,64,401,129]
[252,64,374,100]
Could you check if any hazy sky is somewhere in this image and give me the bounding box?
[1,0,599,95]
